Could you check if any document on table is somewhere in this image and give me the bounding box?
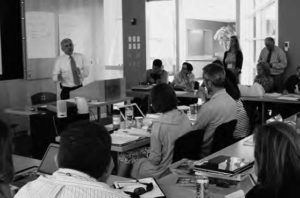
[111,133,140,145]
[117,128,151,137]
[264,93,282,98]
[277,94,300,101]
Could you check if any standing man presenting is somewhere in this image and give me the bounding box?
[53,38,89,99]
[258,37,287,92]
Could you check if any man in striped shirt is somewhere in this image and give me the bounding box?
[15,122,128,198]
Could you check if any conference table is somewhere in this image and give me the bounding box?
[13,135,254,198]
[127,88,204,99]
[158,135,255,198]
[241,94,300,124]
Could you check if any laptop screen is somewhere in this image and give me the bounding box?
[118,103,145,120]
[38,144,59,175]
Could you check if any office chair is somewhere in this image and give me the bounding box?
[31,92,57,105]
[211,120,237,153]
[172,129,205,163]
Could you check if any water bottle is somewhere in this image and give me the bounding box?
[112,108,121,129]
[125,106,134,128]
[195,174,209,198]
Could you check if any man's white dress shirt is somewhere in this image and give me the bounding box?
[15,168,128,198]
[53,53,89,87]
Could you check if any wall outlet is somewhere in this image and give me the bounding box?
[284,41,289,51]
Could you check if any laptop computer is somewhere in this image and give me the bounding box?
[194,155,254,176]
[118,103,145,120]
[13,143,59,187]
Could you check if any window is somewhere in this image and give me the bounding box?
[187,29,213,58]
[146,1,176,74]
[239,0,278,85]
[146,0,236,78]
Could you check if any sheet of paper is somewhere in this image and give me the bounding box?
[58,14,91,55]
[111,133,140,145]
[26,12,56,59]
[277,96,300,101]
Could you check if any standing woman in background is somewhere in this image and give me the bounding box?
[0,120,14,198]
[223,36,243,82]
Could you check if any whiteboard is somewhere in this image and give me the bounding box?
[26,12,56,59]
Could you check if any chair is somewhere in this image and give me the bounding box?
[31,92,57,105]
[211,120,237,153]
[194,81,200,90]
[172,129,205,163]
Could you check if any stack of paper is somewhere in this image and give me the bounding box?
[264,93,282,98]
[111,133,140,145]
[277,95,300,101]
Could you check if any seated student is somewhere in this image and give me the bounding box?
[172,62,195,91]
[254,62,274,93]
[224,69,250,140]
[119,84,192,179]
[172,62,198,105]
[15,121,128,198]
[0,120,14,198]
[144,59,168,84]
[284,66,300,94]
[246,122,300,198]
[193,63,237,157]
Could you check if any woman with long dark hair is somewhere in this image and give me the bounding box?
[246,122,300,198]
[223,36,243,82]
[118,84,192,178]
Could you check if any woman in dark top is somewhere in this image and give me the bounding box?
[0,120,14,198]
[246,122,300,198]
[223,36,243,82]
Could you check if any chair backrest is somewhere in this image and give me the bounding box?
[173,129,205,163]
[211,120,237,153]
[31,92,57,105]
[194,81,200,90]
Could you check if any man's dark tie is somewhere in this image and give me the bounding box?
[69,55,81,86]
[266,50,272,64]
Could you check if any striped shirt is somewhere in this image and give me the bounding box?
[14,168,129,198]
[233,100,251,139]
